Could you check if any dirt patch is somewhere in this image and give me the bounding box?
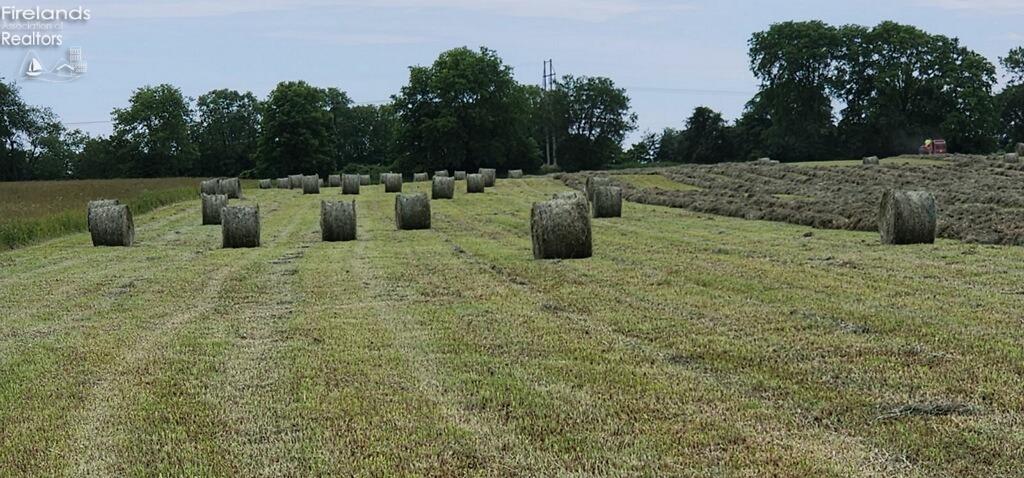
[562,155,1024,245]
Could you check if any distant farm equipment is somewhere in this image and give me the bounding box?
[919,138,947,155]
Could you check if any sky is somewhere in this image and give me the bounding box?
[2,0,1023,144]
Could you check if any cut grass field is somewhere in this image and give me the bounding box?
[792,156,949,168]
[1,177,1022,476]
[0,178,201,249]
[615,173,701,191]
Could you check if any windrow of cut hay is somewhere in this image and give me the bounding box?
[561,156,1024,245]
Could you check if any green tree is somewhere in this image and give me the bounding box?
[997,47,1024,148]
[678,107,734,163]
[194,89,260,176]
[0,79,54,180]
[256,81,335,177]
[336,104,398,169]
[393,46,539,173]
[748,21,841,162]
[620,131,660,165]
[549,75,636,171]
[110,84,197,177]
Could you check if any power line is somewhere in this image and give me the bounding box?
[623,86,755,96]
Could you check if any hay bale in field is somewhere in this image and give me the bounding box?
[1017,143,1024,157]
[1005,153,1019,163]
[863,156,880,165]
[383,173,403,192]
[591,186,622,218]
[288,174,303,189]
[454,171,467,180]
[321,200,357,242]
[222,205,260,248]
[509,169,524,179]
[435,170,449,178]
[414,172,429,182]
[395,193,431,230]
[432,176,455,199]
[531,191,592,260]
[259,179,272,189]
[878,190,936,245]
[277,178,290,189]
[359,174,371,185]
[480,168,496,187]
[328,174,342,187]
[90,204,134,247]
[87,199,119,232]
[200,179,219,195]
[585,176,612,202]
[218,177,242,199]
[342,174,361,195]
[201,193,228,225]
[303,175,321,194]
[319,178,324,187]
[466,173,485,193]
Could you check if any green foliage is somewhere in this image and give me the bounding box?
[110,84,198,177]
[393,47,539,173]
[194,89,260,176]
[256,81,336,178]
[549,75,637,171]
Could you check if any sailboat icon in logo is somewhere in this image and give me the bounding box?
[25,57,43,77]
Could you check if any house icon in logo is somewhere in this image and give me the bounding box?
[22,48,87,82]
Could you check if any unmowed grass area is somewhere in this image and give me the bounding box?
[1,177,1022,476]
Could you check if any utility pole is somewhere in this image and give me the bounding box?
[542,59,557,167]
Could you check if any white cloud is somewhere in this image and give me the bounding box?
[264,30,430,46]
[88,0,697,22]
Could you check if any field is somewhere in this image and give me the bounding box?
[2,176,1023,476]
[563,155,1024,245]
[0,178,201,249]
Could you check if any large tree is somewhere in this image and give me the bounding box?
[549,75,636,171]
[110,84,197,177]
[997,47,1024,149]
[0,79,68,180]
[393,46,538,173]
[194,89,260,176]
[256,81,335,177]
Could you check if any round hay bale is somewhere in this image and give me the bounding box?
[531,192,592,260]
[383,173,403,193]
[509,169,524,179]
[303,175,321,194]
[434,170,449,178]
[328,174,342,187]
[342,174,361,195]
[591,186,622,218]
[414,172,429,182]
[395,193,431,230]
[480,168,496,187]
[319,178,324,187]
[90,204,134,247]
[218,177,242,199]
[1005,153,1019,163]
[201,193,228,225]
[878,190,936,245]
[87,199,119,232]
[200,179,219,195]
[359,174,371,185]
[1017,143,1024,157]
[321,200,356,242]
[222,205,260,248]
[432,176,455,199]
[863,156,880,165]
[454,171,467,180]
[277,178,290,189]
[585,176,612,202]
[288,174,303,189]
[466,173,485,193]
[259,179,272,189]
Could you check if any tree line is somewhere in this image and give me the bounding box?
[3,21,1024,181]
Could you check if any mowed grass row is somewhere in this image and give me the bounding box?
[0,178,212,249]
[1,177,1023,476]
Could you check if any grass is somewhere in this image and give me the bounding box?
[615,173,701,191]
[0,178,207,249]
[793,156,949,168]
[1,178,1022,476]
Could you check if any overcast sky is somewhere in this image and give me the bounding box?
[3,0,1022,143]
